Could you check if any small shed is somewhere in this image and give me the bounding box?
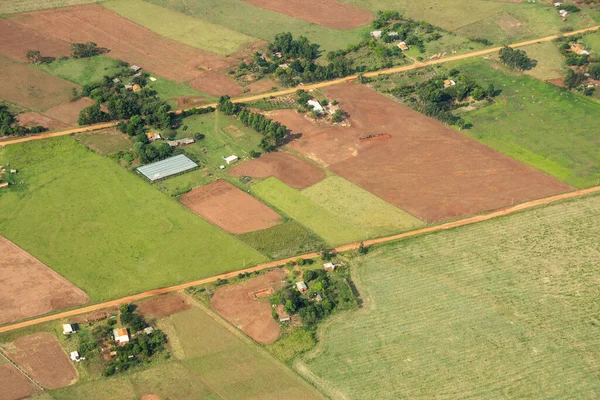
[323,262,336,272]
[398,41,409,51]
[370,30,382,39]
[70,351,81,362]
[559,9,568,18]
[63,324,77,335]
[144,327,154,335]
[307,100,324,114]
[113,78,121,84]
[124,83,133,90]
[130,65,142,72]
[224,155,239,164]
[571,43,590,55]
[388,32,399,38]
[0,182,8,189]
[113,328,130,344]
[279,317,291,323]
[444,79,456,88]
[278,63,289,70]
[296,281,308,293]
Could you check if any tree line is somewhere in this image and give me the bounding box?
[0,105,46,137]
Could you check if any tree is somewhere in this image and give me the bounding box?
[26,50,42,64]
[78,103,109,126]
[498,46,534,71]
[564,69,585,89]
[588,63,600,80]
[71,42,100,59]
[358,241,368,255]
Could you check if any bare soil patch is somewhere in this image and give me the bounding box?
[141,395,160,400]
[0,236,89,325]
[226,125,245,137]
[174,96,210,109]
[242,0,373,30]
[10,5,234,83]
[0,363,39,400]
[0,19,70,62]
[210,269,287,344]
[547,77,566,87]
[246,78,278,94]
[68,307,118,325]
[180,180,282,234]
[16,112,67,130]
[2,333,77,390]
[43,97,95,125]
[229,152,325,189]
[136,293,191,319]
[273,84,572,222]
[189,73,243,97]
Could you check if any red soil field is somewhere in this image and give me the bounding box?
[2,333,77,390]
[0,55,78,111]
[136,294,191,319]
[189,73,243,97]
[16,112,68,130]
[273,84,572,222]
[247,78,278,94]
[243,0,373,30]
[229,151,326,189]
[210,269,287,344]
[0,19,70,62]
[0,236,89,325]
[0,363,39,400]
[181,180,282,234]
[10,5,235,83]
[43,97,95,126]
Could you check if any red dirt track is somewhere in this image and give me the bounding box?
[243,0,373,30]
[0,236,90,325]
[276,84,573,222]
[180,180,282,234]
[229,151,326,189]
[0,19,70,62]
[210,269,287,344]
[136,294,191,319]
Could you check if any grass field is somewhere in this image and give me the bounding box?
[237,221,325,259]
[103,0,258,56]
[158,305,325,400]
[73,128,132,156]
[519,41,565,81]
[145,75,217,109]
[455,59,600,188]
[0,138,264,301]
[33,56,122,87]
[146,0,369,53]
[298,194,600,399]
[251,177,364,246]
[0,0,101,14]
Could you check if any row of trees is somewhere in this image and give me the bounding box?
[26,42,104,65]
[0,105,46,137]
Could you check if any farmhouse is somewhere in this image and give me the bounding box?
[559,9,568,18]
[146,132,161,142]
[113,328,130,344]
[132,84,142,92]
[137,154,199,181]
[224,155,239,164]
[70,351,81,362]
[323,263,336,271]
[62,324,77,335]
[307,100,324,114]
[444,79,456,88]
[570,43,590,55]
[398,42,409,51]
[296,281,308,293]
[279,63,289,70]
[370,30,382,39]
[130,65,142,72]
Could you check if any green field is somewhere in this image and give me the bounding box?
[103,0,258,56]
[252,177,364,246]
[73,128,132,156]
[158,305,325,400]
[0,138,264,301]
[145,76,217,109]
[146,0,369,53]
[0,0,101,14]
[33,56,122,87]
[519,41,565,81]
[298,194,600,399]
[455,59,600,188]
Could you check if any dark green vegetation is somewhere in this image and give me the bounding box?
[498,46,535,71]
[554,34,599,95]
[298,194,600,399]
[0,105,46,136]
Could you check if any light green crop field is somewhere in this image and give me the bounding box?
[298,194,600,399]
[0,0,101,14]
[146,0,369,53]
[251,177,364,246]
[73,128,132,156]
[33,56,122,87]
[302,176,424,238]
[0,138,265,301]
[455,59,600,188]
[102,0,258,56]
[158,305,325,400]
[520,41,565,81]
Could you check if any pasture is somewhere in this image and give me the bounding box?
[457,59,600,188]
[145,76,217,109]
[298,194,600,399]
[33,56,122,86]
[73,128,132,156]
[0,138,265,302]
[519,41,565,81]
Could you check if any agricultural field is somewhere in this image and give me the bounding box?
[0,137,265,302]
[0,18,70,62]
[297,193,600,399]
[518,41,566,81]
[73,128,133,157]
[0,0,102,14]
[145,76,217,109]
[33,56,123,87]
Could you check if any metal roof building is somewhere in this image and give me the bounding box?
[137,154,198,182]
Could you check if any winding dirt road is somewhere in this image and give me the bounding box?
[1,185,598,334]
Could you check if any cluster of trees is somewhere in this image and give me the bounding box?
[0,105,46,137]
[498,46,535,71]
[269,32,319,61]
[71,42,103,59]
[117,115,174,164]
[555,36,598,94]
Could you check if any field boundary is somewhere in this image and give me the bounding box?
[1,185,599,334]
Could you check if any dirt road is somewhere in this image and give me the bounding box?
[1,25,597,149]
[1,185,598,334]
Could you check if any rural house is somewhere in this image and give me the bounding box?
[296,281,308,293]
[559,9,568,18]
[63,324,78,335]
[113,328,130,344]
[370,30,382,39]
[130,65,142,72]
[571,43,590,55]
[323,263,336,271]
[224,155,239,164]
[132,84,142,92]
[307,99,324,114]
[146,132,161,142]
[444,79,456,88]
[398,42,409,51]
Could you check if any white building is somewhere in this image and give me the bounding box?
[224,155,239,164]
[370,30,382,39]
[70,351,81,362]
[63,324,77,335]
[296,281,308,293]
[307,100,324,114]
[113,328,130,344]
[323,262,336,271]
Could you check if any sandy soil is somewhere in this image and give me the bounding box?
[229,152,326,189]
[16,112,67,130]
[210,269,287,344]
[180,180,282,234]
[0,236,89,325]
[0,363,39,400]
[189,73,243,97]
[0,19,70,62]
[43,97,95,126]
[136,294,191,319]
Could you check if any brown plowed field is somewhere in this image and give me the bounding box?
[0,19,70,62]
[275,84,572,222]
[43,97,95,126]
[2,333,77,390]
[189,73,242,97]
[229,152,325,189]
[243,0,373,30]
[136,293,191,319]
[10,5,234,83]
[210,269,287,344]
[16,112,67,130]
[0,363,39,400]
[0,55,78,111]
[247,78,278,94]
[180,180,282,234]
[0,236,89,325]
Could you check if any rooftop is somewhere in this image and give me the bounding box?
[137,154,198,182]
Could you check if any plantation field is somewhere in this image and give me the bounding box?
[159,305,325,399]
[237,221,325,259]
[103,0,258,56]
[33,56,122,87]
[298,194,600,399]
[0,138,264,302]
[456,59,600,188]
[252,177,364,246]
[146,0,368,53]
[0,0,102,14]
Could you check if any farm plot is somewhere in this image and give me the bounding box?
[211,269,288,344]
[189,72,243,98]
[135,293,191,320]
[33,56,122,87]
[242,0,373,30]
[16,112,67,131]
[0,54,78,111]
[229,151,326,189]
[73,127,132,156]
[297,194,600,399]
[0,138,264,302]
[42,97,95,126]
[158,305,325,399]
[276,83,572,222]
[10,5,235,83]
[0,0,102,14]
[0,362,41,400]
[1,333,77,389]
[180,180,283,234]
[0,19,70,62]
[0,236,89,325]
